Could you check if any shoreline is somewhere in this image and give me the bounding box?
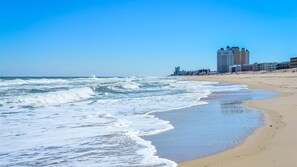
[178,72,297,167]
[145,88,272,163]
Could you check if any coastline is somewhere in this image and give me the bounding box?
[145,88,273,163]
[178,72,297,167]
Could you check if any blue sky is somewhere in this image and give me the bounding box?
[0,0,296,76]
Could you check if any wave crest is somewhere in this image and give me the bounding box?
[0,78,68,87]
[8,87,94,106]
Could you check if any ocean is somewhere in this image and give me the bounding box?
[0,77,263,166]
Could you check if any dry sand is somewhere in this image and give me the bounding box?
[178,71,297,167]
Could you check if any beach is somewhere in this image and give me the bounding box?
[1,74,296,166]
[1,77,252,166]
[179,71,297,167]
[144,88,275,163]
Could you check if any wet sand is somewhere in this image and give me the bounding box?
[179,71,297,167]
[144,89,275,162]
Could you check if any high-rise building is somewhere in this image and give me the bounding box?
[245,49,250,64]
[233,47,250,65]
[173,66,181,75]
[217,47,234,73]
[231,47,240,64]
[217,46,250,73]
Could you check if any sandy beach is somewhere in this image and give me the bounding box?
[179,70,297,167]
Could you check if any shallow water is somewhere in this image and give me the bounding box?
[0,77,262,166]
[144,89,276,162]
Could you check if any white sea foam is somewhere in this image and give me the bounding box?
[113,81,142,89]
[0,78,68,87]
[127,132,177,167]
[7,87,94,105]
[0,77,247,166]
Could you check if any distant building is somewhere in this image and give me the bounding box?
[241,48,250,65]
[290,57,297,68]
[231,47,250,65]
[241,64,253,71]
[232,47,241,65]
[253,62,278,71]
[276,61,290,70]
[229,64,241,73]
[217,46,250,73]
[174,66,181,75]
[266,62,277,71]
[217,47,234,73]
[172,67,211,76]
[253,63,261,71]
[198,69,211,75]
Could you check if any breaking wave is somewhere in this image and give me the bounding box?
[0,77,247,167]
[0,78,68,87]
[7,87,94,106]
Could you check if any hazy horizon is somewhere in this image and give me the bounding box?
[1,0,296,76]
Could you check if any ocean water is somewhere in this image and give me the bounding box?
[144,89,276,162]
[0,77,248,167]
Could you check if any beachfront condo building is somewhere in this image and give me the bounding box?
[217,47,234,73]
[253,62,278,71]
[290,57,297,68]
[231,47,250,65]
[276,61,290,70]
[217,46,250,73]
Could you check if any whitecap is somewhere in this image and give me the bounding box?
[7,87,94,106]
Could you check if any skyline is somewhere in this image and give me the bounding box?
[1,0,296,76]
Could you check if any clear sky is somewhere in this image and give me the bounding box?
[0,0,296,76]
